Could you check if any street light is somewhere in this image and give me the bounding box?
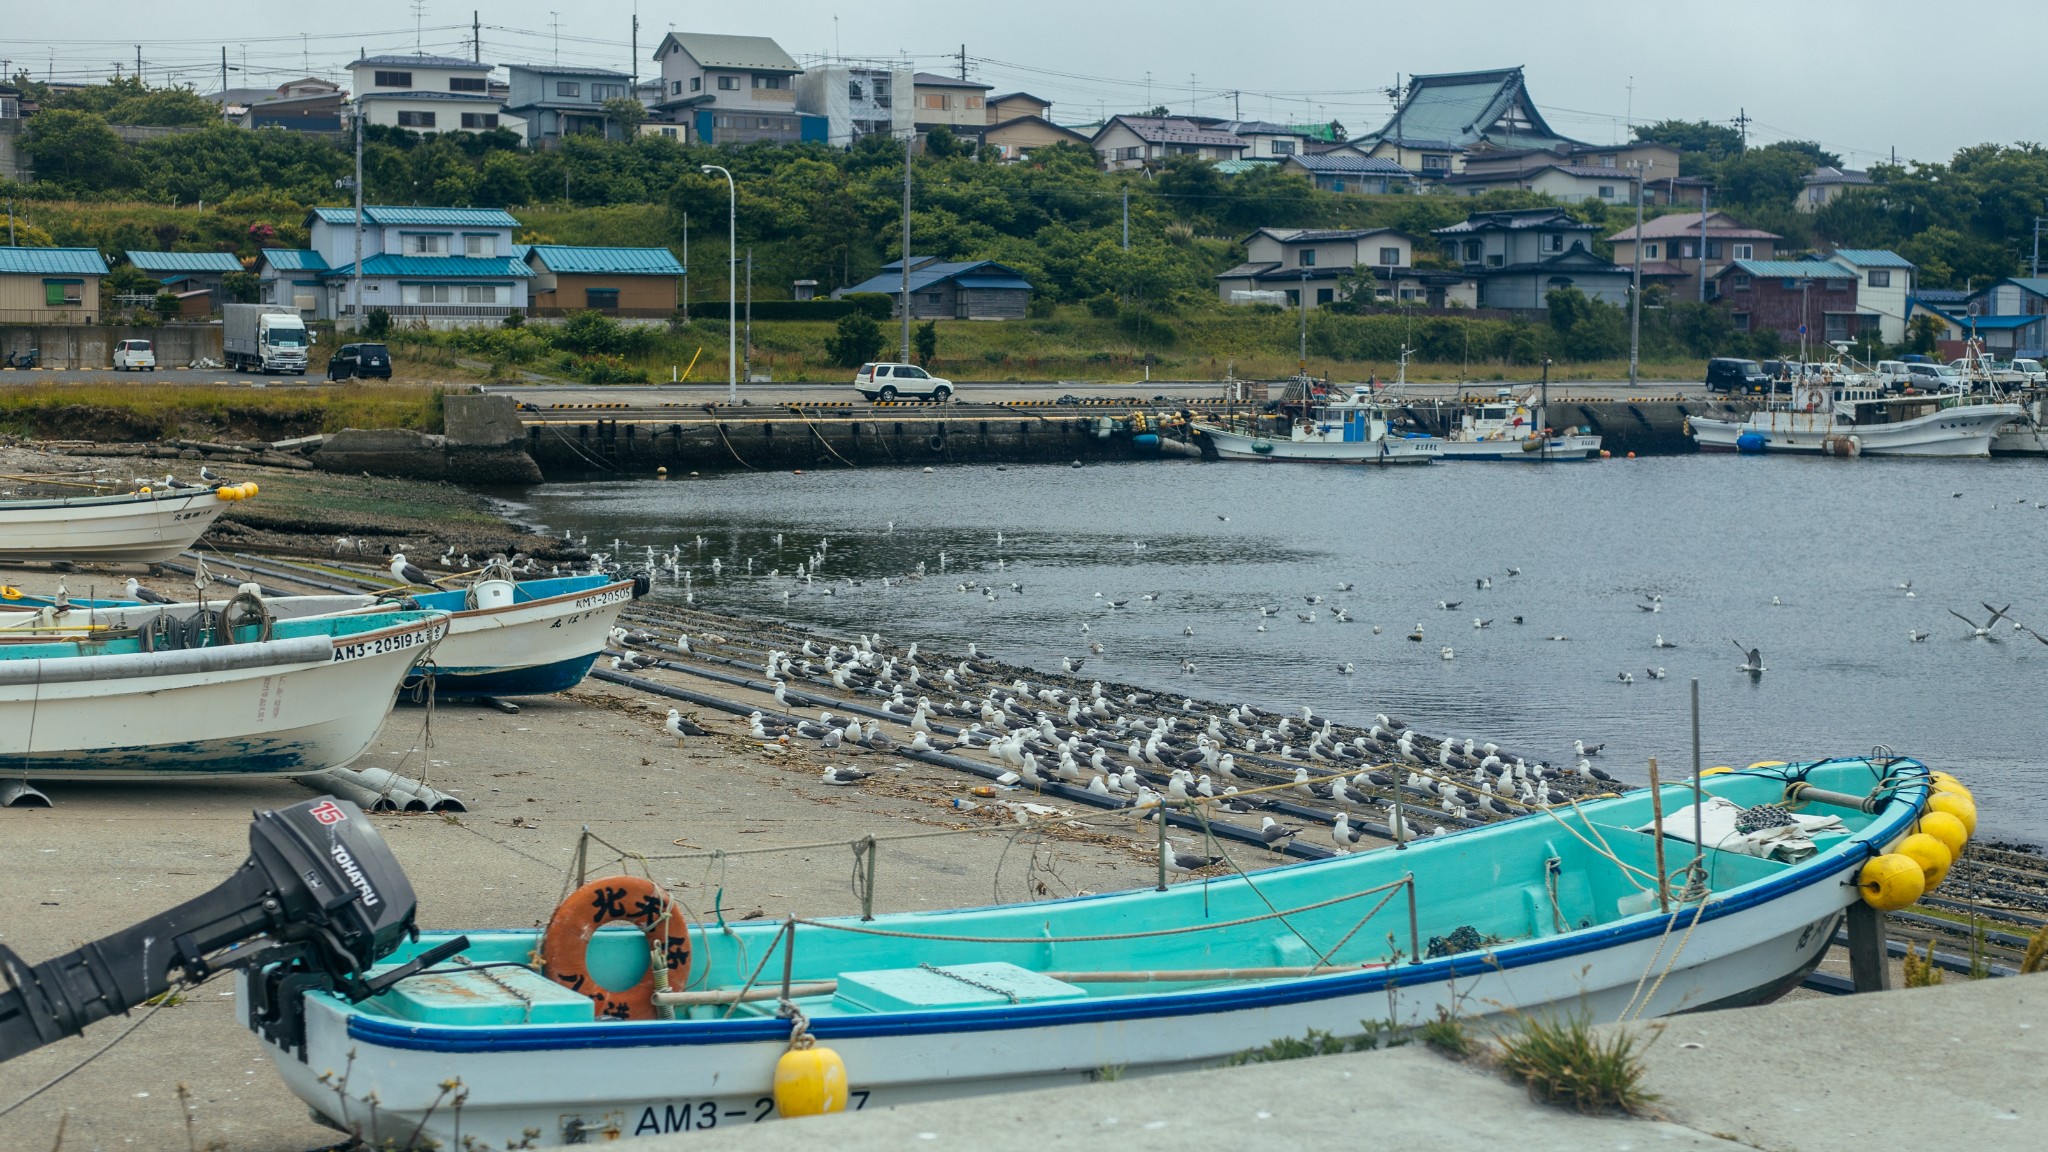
[701,164,736,403]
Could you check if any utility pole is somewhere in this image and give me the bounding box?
[1121,186,1129,250]
[681,212,688,321]
[1732,107,1751,149]
[1698,188,1710,304]
[135,45,143,83]
[901,130,913,363]
[630,12,638,90]
[2033,201,2045,279]
[6,200,15,247]
[1232,89,1240,120]
[743,247,753,384]
[1628,160,1650,389]
[472,10,481,62]
[1298,271,1310,379]
[957,44,967,83]
[220,47,227,95]
[351,95,364,331]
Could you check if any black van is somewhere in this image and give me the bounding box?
[327,343,393,380]
[1705,357,1769,393]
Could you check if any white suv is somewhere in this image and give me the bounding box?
[112,339,157,371]
[854,362,954,402]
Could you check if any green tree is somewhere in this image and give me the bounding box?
[602,97,647,138]
[1906,312,1944,355]
[472,151,533,208]
[923,126,965,160]
[20,109,126,188]
[1717,145,1815,210]
[1323,265,1378,314]
[824,311,886,367]
[913,319,937,367]
[105,263,156,298]
[221,270,260,303]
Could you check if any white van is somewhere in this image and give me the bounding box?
[112,339,157,371]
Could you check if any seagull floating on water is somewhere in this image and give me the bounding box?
[1732,641,1767,675]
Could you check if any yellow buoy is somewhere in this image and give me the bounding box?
[1858,853,1925,912]
[1930,772,1973,805]
[245,482,258,497]
[1894,833,1952,892]
[216,486,238,501]
[1925,791,1977,838]
[772,1043,848,1118]
[1914,810,1968,861]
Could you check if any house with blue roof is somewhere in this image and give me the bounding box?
[1817,250,1915,343]
[1951,277,2048,358]
[1279,154,1414,195]
[1433,208,1630,309]
[837,256,1032,320]
[256,205,528,326]
[0,247,108,324]
[524,245,685,315]
[124,250,245,304]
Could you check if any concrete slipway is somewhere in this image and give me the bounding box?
[628,975,2042,1152]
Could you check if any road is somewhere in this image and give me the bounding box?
[0,367,1708,405]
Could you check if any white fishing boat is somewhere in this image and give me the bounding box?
[226,756,1950,1148]
[0,485,243,564]
[0,573,639,698]
[1989,390,2048,456]
[1429,391,1602,461]
[1689,379,2020,457]
[1196,381,1437,464]
[0,607,446,779]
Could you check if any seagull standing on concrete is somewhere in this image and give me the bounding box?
[663,709,688,746]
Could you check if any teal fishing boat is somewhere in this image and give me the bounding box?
[184,755,1968,1147]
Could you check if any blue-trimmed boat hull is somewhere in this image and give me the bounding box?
[406,652,604,698]
[244,757,1933,1145]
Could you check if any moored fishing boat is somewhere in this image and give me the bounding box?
[1196,380,1436,464]
[1426,390,1602,461]
[0,606,446,779]
[233,755,1953,1147]
[1689,379,2019,457]
[0,572,639,698]
[0,483,251,564]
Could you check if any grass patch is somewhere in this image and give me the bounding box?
[2023,924,2048,975]
[1495,1013,1657,1115]
[1903,939,1944,987]
[0,382,447,441]
[1418,1008,1475,1057]
[1225,1020,1408,1065]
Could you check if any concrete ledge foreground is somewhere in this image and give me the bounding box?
[626,977,2044,1152]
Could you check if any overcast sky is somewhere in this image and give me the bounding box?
[14,1,2042,165]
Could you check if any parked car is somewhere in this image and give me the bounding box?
[1903,362,1964,391]
[1705,357,1769,393]
[1871,360,1913,391]
[112,339,156,372]
[326,342,393,381]
[2008,358,2047,385]
[853,362,954,402]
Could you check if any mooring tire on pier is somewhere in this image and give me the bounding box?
[927,433,946,452]
[540,876,693,1020]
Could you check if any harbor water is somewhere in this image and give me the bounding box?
[513,456,2048,842]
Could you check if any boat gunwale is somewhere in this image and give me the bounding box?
[0,488,225,513]
[332,759,1927,1053]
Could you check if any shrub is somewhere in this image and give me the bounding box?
[1086,294,1120,318]
[823,311,885,368]
[843,293,894,320]
[363,308,391,339]
[154,291,181,319]
[501,309,525,329]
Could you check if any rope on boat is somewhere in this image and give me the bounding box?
[787,877,1414,946]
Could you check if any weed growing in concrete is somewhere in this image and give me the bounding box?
[1418,1007,1474,1057]
[1225,1019,1410,1065]
[1902,939,1944,987]
[1495,1012,1657,1115]
[2022,924,2048,975]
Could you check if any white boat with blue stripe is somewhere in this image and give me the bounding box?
[241,756,1947,1148]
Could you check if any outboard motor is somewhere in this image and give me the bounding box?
[0,796,455,1064]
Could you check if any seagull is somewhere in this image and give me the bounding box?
[1439,600,1462,610]
[198,465,223,484]
[1506,567,1521,576]
[1439,646,1454,660]
[1305,594,1323,605]
[1337,662,1354,675]
[1616,671,1635,684]
[1637,600,1661,613]
[1653,634,1677,649]
[1908,629,1930,643]
[1336,582,1354,592]
[1948,608,2001,640]
[1330,813,1366,853]
[1732,641,1767,675]
[1159,842,1224,876]
[1406,623,1424,642]
[1182,625,1195,636]
[1473,617,1492,629]
[1897,580,1915,597]
[821,766,872,786]
[1259,817,1300,851]
[1475,576,1492,590]
[389,552,433,587]
[1647,667,1667,679]
[662,709,688,746]
[123,577,174,605]
[1574,740,1604,757]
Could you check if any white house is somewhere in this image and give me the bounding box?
[258,205,530,327]
[1092,115,1247,172]
[650,32,824,145]
[794,64,913,146]
[1824,249,1915,343]
[1215,227,1475,308]
[1439,163,1639,204]
[348,53,521,136]
[1216,120,1311,161]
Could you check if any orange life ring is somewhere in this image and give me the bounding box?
[540,876,692,1020]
